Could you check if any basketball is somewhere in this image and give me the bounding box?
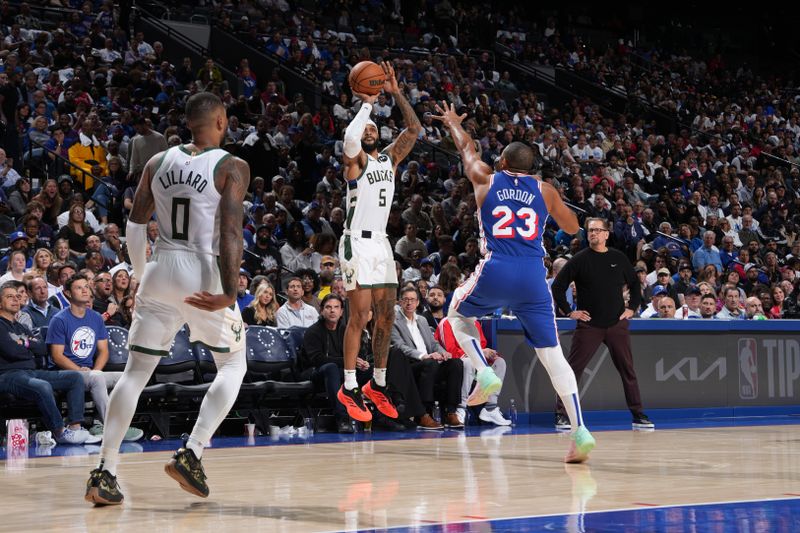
[349,61,385,95]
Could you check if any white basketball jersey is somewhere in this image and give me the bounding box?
[151,145,230,255]
[346,151,394,233]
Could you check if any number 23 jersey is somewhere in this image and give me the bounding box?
[151,145,231,255]
[479,170,549,258]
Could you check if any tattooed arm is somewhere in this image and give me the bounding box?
[382,61,421,165]
[185,155,251,311]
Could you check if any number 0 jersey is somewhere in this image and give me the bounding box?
[345,151,394,234]
[151,145,230,255]
[479,170,549,257]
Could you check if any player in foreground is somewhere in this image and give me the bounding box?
[85,92,250,504]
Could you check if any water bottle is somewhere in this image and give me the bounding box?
[432,401,441,424]
[509,399,518,426]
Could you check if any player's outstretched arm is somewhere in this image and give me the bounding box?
[126,152,160,279]
[432,101,491,187]
[185,156,251,312]
[383,61,421,164]
[542,181,580,235]
[343,91,378,176]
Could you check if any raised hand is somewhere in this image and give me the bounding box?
[381,60,399,95]
[431,100,467,129]
[353,91,379,105]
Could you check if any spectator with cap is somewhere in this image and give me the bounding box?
[301,201,334,238]
[244,224,282,287]
[673,261,696,301]
[716,286,745,319]
[692,231,723,273]
[640,285,669,318]
[649,267,679,304]
[0,231,32,271]
[237,268,254,310]
[675,286,703,319]
[741,264,769,295]
[316,255,338,300]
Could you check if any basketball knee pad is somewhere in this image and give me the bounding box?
[535,345,577,397]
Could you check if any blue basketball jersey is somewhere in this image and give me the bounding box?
[478,170,549,257]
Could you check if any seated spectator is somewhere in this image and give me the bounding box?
[48,263,77,310]
[46,274,142,441]
[109,269,131,306]
[67,119,108,189]
[244,224,282,287]
[716,287,745,320]
[744,297,767,320]
[20,276,58,329]
[242,281,279,327]
[0,250,28,284]
[0,232,32,272]
[299,294,366,433]
[402,195,433,235]
[395,223,427,260]
[401,249,424,283]
[421,286,446,329]
[91,272,123,326]
[276,277,319,328]
[391,287,463,430]
[692,231,723,273]
[296,268,321,312]
[640,285,668,318]
[0,282,95,445]
[237,269,254,310]
[56,203,92,258]
[656,296,677,318]
[674,286,703,319]
[699,294,719,319]
[435,317,510,426]
[315,256,338,300]
[280,222,314,278]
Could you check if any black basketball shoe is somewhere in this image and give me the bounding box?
[85,465,124,506]
[165,442,209,498]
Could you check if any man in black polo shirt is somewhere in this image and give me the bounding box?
[551,217,654,430]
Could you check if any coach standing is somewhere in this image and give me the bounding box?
[551,217,654,430]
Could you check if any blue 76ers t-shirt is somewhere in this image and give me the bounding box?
[46,308,108,367]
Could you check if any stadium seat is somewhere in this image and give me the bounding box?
[105,326,129,371]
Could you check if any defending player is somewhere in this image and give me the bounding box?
[432,101,595,463]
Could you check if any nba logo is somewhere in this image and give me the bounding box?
[738,338,758,400]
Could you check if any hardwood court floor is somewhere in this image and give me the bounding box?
[1,425,799,532]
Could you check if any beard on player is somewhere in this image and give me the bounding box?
[361,139,378,154]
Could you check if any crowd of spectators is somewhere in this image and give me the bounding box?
[1,0,799,437]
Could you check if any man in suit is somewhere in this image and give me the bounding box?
[391,286,463,429]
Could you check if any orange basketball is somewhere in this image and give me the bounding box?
[349,61,386,95]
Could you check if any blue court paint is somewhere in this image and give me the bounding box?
[361,497,800,533]
[471,338,489,367]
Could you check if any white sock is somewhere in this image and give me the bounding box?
[535,344,584,429]
[187,348,246,460]
[373,367,387,387]
[98,351,160,476]
[344,369,357,390]
[447,310,489,372]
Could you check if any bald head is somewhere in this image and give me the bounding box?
[501,142,534,173]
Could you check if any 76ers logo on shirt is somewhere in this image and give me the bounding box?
[70,326,97,359]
